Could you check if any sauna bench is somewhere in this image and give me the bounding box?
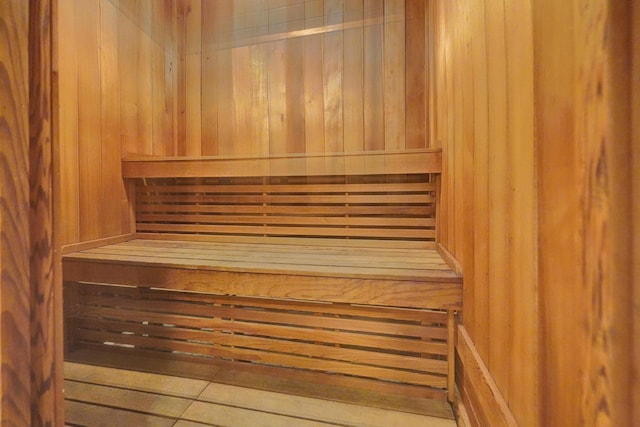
[63,238,462,309]
[63,149,463,404]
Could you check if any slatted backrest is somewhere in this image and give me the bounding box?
[134,174,438,243]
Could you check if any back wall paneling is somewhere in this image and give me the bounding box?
[176,0,431,157]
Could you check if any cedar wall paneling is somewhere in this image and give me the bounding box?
[56,0,178,246]
[30,0,61,424]
[0,0,31,424]
[176,0,430,156]
[633,0,640,421]
[434,1,637,426]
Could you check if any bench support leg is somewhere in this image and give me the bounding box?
[447,309,456,402]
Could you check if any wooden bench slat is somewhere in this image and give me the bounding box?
[64,261,462,310]
[122,150,442,178]
[64,250,459,281]
[73,318,448,374]
[136,223,436,240]
[73,330,447,388]
[136,182,437,194]
[76,297,446,340]
[120,237,437,254]
[135,193,435,205]
[80,244,450,270]
[74,308,448,356]
[136,214,436,229]
[135,204,435,216]
[135,233,437,249]
[75,282,450,323]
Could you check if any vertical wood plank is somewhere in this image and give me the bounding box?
[484,0,510,395]
[383,0,405,151]
[443,1,455,255]
[137,6,154,155]
[100,0,123,237]
[285,36,305,154]
[232,44,260,155]
[150,20,166,156]
[433,1,448,242]
[604,2,634,425]
[323,0,344,153]
[576,1,631,425]
[176,0,188,155]
[232,45,250,155]
[201,0,218,155]
[251,43,270,157]
[470,0,489,357]
[460,0,475,351]
[29,0,59,423]
[268,39,288,154]
[0,0,31,424]
[184,0,201,156]
[426,0,435,148]
[303,33,325,154]
[163,0,177,156]
[118,6,139,156]
[503,1,538,425]
[57,0,80,243]
[363,0,384,151]
[632,1,640,422]
[405,0,427,149]
[343,0,364,153]
[76,0,103,241]
[49,0,66,422]
[216,0,234,155]
[533,2,581,425]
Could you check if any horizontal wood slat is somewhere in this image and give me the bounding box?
[134,174,437,243]
[66,283,450,389]
[122,150,442,178]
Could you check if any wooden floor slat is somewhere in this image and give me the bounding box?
[65,380,192,418]
[64,357,457,426]
[197,383,456,427]
[180,401,341,427]
[64,362,209,399]
[65,401,175,427]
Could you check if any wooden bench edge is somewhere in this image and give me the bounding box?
[122,150,442,178]
[61,234,135,255]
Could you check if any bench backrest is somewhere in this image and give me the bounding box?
[124,150,442,245]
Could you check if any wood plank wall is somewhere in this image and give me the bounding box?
[56,0,430,247]
[434,0,638,426]
[0,1,31,424]
[30,0,62,424]
[56,0,178,246]
[175,0,430,157]
[633,0,640,420]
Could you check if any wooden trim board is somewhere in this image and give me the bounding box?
[122,149,442,178]
[455,326,517,427]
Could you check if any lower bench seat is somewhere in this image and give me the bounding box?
[63,237,462,401]
[64,238,461,307]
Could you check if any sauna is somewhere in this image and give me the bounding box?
[1,0,638,426]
